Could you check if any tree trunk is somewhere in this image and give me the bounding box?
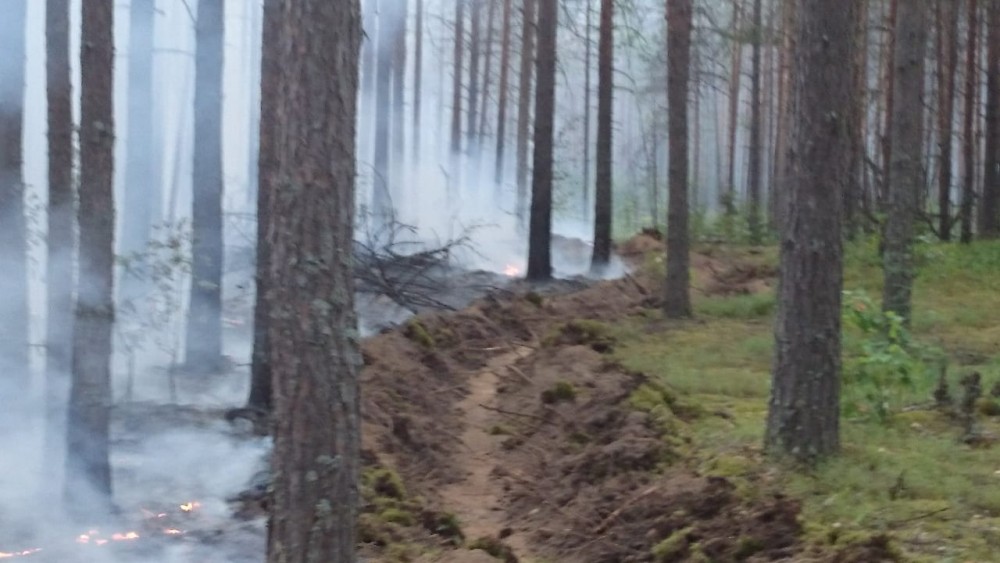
[770,0,794,230]
[451,0,466,158]
[846,0,867,237]
[590,0,613,273]
[45,0,75,474]
[936,0,959,241]
[185,0,226,372]
[248,0,281,413]
[360,0,377,165]
[747,0,764,243]
[372,0,395,218]
[413,0,423,161]
[981,0,1000,237]
[516,0,537,228]
[665,0,693,318]
[119,0,159,304]
[0,0,29,388]
[478,0,498,145]
[265,0,362,560]
[725,0,744,214]
[526,0,557,281]
[494,0,514,188]
[582,0,593,220]
[961,0,979,243]
[66,0,115,517]
[882,0,928,323]
[765,0,856,464]
[391,0,408,201]
[880,0,899,207]
[468,0,483,155]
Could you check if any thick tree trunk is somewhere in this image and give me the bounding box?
[66,0,115,517]
[515,0,537,228]
[961,0,979,243]
[0,0,29,388]
[882,0,928,323]
[665,0,693,318]
[119,0,159,304]
[590,0,613,273]
[45,0,75,473]
[265,0,362,560]
[765,0,856,463]
[372,0,395,218]
[185,0,226,372]
[494,0,514,187]
[936,0,959,241]
[981,0,1000,237]
[526,0,557,281]
[746,0,764,243]
[248,0,281,413]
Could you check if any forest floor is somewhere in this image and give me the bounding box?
[356,232,1000,563]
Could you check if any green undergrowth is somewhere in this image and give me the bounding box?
[611,240,1000,561]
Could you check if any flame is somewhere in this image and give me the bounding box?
[0,549,42,559]
[163,528,183,535]
[503,264,521,277]
[179,501,201,512]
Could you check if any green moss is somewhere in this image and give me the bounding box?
[541,381,577,404]
[975,398,1000,417]
[404,319,435,349]
[379,507,416,526]
[696,293,775,319]
[650,526,693,561]
[363,467,407,500]
[420,510,463,545]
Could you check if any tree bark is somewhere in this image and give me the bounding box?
[516,0,537,228]
[248,0,281,413]
[494,0,514,188]
[846,0,867,237]
[360,0,377,165]
[725,0,744,214]
[961,0,979,243]
[665,0,693,318]
[590,0,613,273]
[45,0,75,473]
[185,0,226,372]
[882,0,928,323]
[391,0,408,201]
[765,0,856,463]
[582,0,593,220]
[372,0,395,219]
[0,0,29,388]
[478,0,498,146]
[66,0,115,517]
[413,0,424,161]
[451,0,467,159]
[526,0,557,281]
[770,0,794,230]
[265,0,362,560]
[880,0,899,207]
[936,0,959,241]
[119,0,160,304]
[747,0,764,243]
[468,0,483,154]
[981,0,1000,237]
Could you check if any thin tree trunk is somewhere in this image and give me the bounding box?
[981,0,1000,236]
[413,0,424,161]
[526,0,557,281]
[494,0,514,188]
[880,0,900,208]
[883,0,929,323]
[725,0,744,214]
[747,0,763,243]
[361,0,378,166]
[845,0,867,237]
[516,0,537,228]
[248,0,280,413]
[451,0,466,158]
[665,0,693,318]
[45,0,75,477]
[766,0,857,464]
[373,0,395,218]
[478,0,498,144]
[265,0,362,559]
[185,0,226,372]
[468,0,483,151]
[582,0,593,220]
[391,0,408,201]
[961,0,979,243]
[937,0,959,240]
[590,0,613,273]
[0,0,29,388]
[66,0,115,517]
[770,0,794,229]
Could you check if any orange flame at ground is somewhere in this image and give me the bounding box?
[179,501,201,512]
[503,264,521,277]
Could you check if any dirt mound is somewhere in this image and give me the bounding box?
[617,233,664,265]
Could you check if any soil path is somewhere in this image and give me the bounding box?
[437,346,535,559]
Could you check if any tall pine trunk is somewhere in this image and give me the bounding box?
[185,0,226,372]
[494,0,514,187]
[882,0,928,323]
[515,0,537,228]
[526,0,557,281]
[961,0,979,243]
[391,0,408,202]
[936,0,959,241]
[590,0,613,273]
[981,0,1000,237]
[451,0,467,158]
[468,0,483,154]
[478,0,498,145]
[265,0,362,559]
[665,0,693,318]
[746,0,763,243]
[372,0,395,219]
[413,0,424,160]
[66,0,115,517]
[724,0,744,214]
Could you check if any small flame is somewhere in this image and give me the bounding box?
[0,549,42,559]
[179,501,201,512]
[111,532,140,542]
[163,528,183,536]
[503,264,521,277]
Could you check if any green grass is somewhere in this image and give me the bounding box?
[612,239,1000,561]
